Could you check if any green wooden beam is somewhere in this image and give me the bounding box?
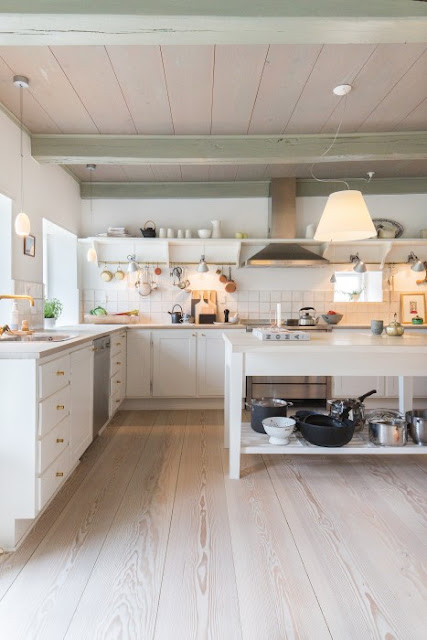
[297,177,427,196]
[32,132,427,166]
[80,181,270,199]
[0,1,426,45]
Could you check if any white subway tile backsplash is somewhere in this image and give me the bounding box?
[259,291,270,302]
[248,291,259,302]
[270,291,281,303]
[260,302,270,314]
[238,291,249,302]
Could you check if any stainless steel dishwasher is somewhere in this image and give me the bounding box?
[93,335,111,437]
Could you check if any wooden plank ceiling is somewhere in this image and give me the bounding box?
[0,43,426,183]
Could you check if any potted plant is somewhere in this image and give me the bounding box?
[44,298,63,329]
[347,288,364,302]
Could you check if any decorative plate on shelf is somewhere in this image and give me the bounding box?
[372,218,404,238]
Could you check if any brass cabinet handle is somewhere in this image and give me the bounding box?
[116,361,121,365]
[56,472,64,477]
[116,380,121,384]
[56,371,65,376]
[192,333,196,337]
[116,342,121,346]
[56,405,65,410]
[201,333,206,337]
[92,347,97,352]
[115,399,120,404]
[56,438,64,443]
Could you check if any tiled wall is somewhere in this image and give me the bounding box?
[81,268,401,326]
[11,280,44,328]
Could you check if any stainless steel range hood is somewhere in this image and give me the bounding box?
[243,178,329,268]
[245,243,328,267]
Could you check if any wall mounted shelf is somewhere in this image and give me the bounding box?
[78,237,427,268]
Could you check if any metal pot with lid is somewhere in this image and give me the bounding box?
[298,307,319,326]
[367,409,407,446]
[246,398,293,434]
[385,313,405,336]
[327,389,376,432]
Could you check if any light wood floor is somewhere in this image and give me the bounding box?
[0,410,426,640]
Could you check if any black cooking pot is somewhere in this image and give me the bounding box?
[247,398,293,434]
[168,304,183,324]
[297,413,354,447]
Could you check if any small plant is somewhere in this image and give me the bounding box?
[44,298,63,319]
[347,288,364,301]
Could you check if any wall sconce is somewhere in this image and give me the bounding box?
[350,253,367,273]
[127,254,139,273]
[407,252,426,273]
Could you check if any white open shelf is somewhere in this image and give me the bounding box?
[240,422,427,455]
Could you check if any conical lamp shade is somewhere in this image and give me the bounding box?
[87,246,98,263]
[15,212,31,236]
[314,190,376,242]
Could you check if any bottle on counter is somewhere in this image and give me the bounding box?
[10,302,19,330]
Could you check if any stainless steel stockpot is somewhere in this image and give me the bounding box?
[369,419,407,446]
[406,410,427,445]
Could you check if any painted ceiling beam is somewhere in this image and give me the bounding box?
[32,132,427,166]
[0,1,426,45]
[80,181,270,199]
[79,177,427,199]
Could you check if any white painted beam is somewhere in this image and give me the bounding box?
[32,132,427,166]
[80,181,270,199]
[0,1,426,45]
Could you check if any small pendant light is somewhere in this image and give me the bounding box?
[350,253,367,273]
[86,164,98,262]
[197,254,209,273]
[13,75,31,236]
[407,252,426,273]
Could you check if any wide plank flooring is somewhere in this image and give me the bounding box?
[0,410,426,640]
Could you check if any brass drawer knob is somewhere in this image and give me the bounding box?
[115,399,120,404]
[56,438,64,443]
[116,361,121,365]
[56,405,65,410]
[56,371,65,376]
[116,380,121,384]
[92,347,97,352]
[116,342,121,346]
[56,472,64,477]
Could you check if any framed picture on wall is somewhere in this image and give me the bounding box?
[400,292,426,324]
[23,234,35,257]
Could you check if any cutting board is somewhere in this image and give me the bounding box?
[191,290,217,323]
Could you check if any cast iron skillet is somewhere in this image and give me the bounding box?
[293,411,355,447]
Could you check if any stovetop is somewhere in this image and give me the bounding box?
[243,319,331,333]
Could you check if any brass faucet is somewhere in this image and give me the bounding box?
[0,294,35,307]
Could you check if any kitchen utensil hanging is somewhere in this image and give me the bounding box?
[225,267,237,293]
[136,266,152,297]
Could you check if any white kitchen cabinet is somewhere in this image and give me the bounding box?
[70,344,94,464]
[332,376,385,398]
[197,330,226,396]
[126,330,151,397]
[152,330,197,397]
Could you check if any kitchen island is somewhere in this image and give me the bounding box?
[223,331,427,478]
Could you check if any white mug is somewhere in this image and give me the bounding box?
[167,228,175,238]
[185,229,192,239]
[177,229,184,239]
[158,227,166,238]
[305,223,316,239]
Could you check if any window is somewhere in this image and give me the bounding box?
[333,271,383,302]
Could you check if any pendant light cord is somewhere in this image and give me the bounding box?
[310,94,350,189]
[19,85,24,212]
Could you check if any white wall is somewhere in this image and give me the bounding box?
[0,109,81,285]
[80,197,269,239]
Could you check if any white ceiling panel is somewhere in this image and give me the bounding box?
[211,45,268,134]
[161,45,214,134]
[50,46,137,134]
[106,46,174,134]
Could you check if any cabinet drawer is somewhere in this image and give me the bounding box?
[38,415,70,474]
[110,368,124,396]
[110,352,125,376]
[39,354,70,400]
[109,389,122,417]
[111,335,126,357]
[38,385,70,437]
[38,446,71,510]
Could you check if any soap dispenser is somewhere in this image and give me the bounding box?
[10,302,19,330]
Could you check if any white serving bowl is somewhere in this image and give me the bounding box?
[262,417,296,445]
[228,315,239,324]
[197,228,212,239]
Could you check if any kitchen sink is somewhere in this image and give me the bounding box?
[0,333,76,343]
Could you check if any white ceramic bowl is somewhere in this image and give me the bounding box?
[262,417,296,445]
[228,315,239,324]
[197,228,212,239]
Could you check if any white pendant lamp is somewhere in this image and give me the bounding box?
[13,75,31,237]
[197,254,209,273]
[86,164,98,262]
[314,190,377,242]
